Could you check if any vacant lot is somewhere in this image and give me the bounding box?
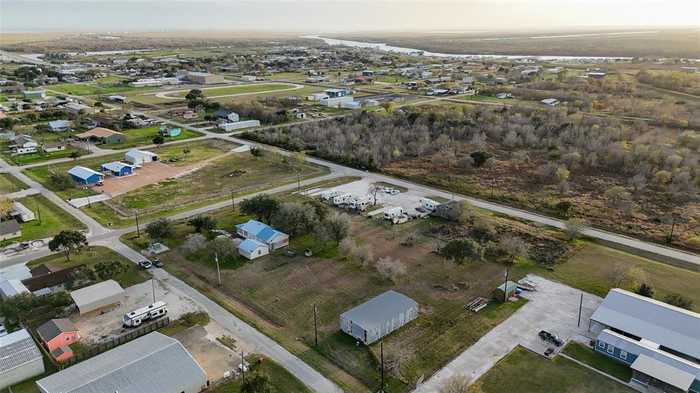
[210,354,312,393]
[169,83,298,98]
[106,125,203,149]
[468,346,634,393]
[2,195,86,245]
[48,81,157,96]
[0,172,27,193]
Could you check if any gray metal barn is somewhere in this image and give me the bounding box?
[339,290,418,345]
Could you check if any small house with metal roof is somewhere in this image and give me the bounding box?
[68,166,104,185]
[235,219,289,251]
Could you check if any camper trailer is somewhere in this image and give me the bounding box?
[122,301,168,328]
[332,193,353,206]
[383,206,405,220]
[420,198,439,212]
[350,196,370,211]
[320,190,342,202]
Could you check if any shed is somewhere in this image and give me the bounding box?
[100,161,134,177]
[70,279,125,315]
[35,332,207,393]
[238,239,269,260]
[339,290,418,345]
[48,120,71,132]
[68,166,104,185]
[494,281,519,301]
[124,149,158,166]
[0,219,21,241]
[0,329,45,390]
[10,201,36,222]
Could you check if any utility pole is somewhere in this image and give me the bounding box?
[230,191,235,212]
[135,210,141,237]
[313,304,318,347]
[240,351,245,381]
[380,341,385,393]
[577,293,583,327]
[36,205,41,225]
[503,266,510,303]
[215,252,221,287]
[667,213,677,244]
[151,278,156,303]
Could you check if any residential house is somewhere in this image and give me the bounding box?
[10,135,39,155]
[124,149,158,166]
[10,201,36,222]
[35,332,207,393]
[238,239,269,260]
[75,127,126,145]
[0,329,45,390]
[339,290,419,345]
[68,166,104,186]
[63,102,90,114]
[37,319,80,362]
[100,161,134,177]
[48,120,71,132]
[22,265,82,296]
[70,279,125,315]
[590,288,700,393]
[214,109,240,123]
[0,219,21,241]
[235,219,289,251]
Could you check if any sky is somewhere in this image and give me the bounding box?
[1,0,699,33]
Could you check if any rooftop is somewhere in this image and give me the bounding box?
[37,319,78,343]
[0,329,42,375]
[70,279,124,309]
[340,290,418,330]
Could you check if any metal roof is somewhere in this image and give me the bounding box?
[36,332,207,393]
[0,279,29,298]
[68,166,103,180]
[37,319,78,343]
[0,329,42,375]
[591,289,700,359]
[340,290,418,331]
[236,220,286,242]
[70,280,124,309]
[101,161,133,172]
[239,239,266,253]
[632,354,695,391]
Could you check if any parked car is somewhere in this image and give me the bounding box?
[538,330,563,347]
[544,347,555,356]
[152,258,163,268]
[138,260,152,269]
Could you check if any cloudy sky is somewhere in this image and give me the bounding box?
[1,0,699,32]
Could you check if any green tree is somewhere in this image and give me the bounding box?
[48,230,88,261]
[188,215,216,234]
[241,372,272,393]
[185,89,205,109]
[635,283,654,298]
[146,218,173,241]
[240,195,280,224]
[440,239,483,264]
[152,135,165,146]
[663,293,694,310]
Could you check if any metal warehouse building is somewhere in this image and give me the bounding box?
[36,332,207,393]
[0,329,45,390]
[340,290,418,345]
[70,279,125,315]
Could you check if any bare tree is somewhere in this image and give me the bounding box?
[440,375,471,393]
[564,218,587,240]
[375,257,407,283]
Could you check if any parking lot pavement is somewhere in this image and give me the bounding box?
[73,278,202,344]
[413,275,603,393]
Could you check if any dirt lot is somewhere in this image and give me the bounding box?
[73,277,202,344]
[95,162,184,196]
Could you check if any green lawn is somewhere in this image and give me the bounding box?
[515,242,700,312]
[48,82,157,96]
[562,342,633,382]
[210,354,311,393]
[171,83,297,98]
[106,125,203,150]
[0,172,27,193]
[1,146,87,166]
[26,245,149,288]
[469,346,634,393]
[2,195,86,245]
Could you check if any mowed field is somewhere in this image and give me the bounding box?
[0,173,27,193]
[106,125,203,149]
[1,194,86,245]
[158,214,526,393]
[128,83,301,105]
[468,346,634,393]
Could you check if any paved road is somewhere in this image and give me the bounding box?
[413,275,603,392]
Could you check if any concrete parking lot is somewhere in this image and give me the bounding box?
[73,276,202,344]
[413,275,603,393]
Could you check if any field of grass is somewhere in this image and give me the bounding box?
[26,245,149,287]
[468,346,634,393]
[515,242,700,312]
[106,125,203,149]
[0,172,27,193]
[0,146,87,166]
[2,195,86,245]
[148,211,526,392]
[25,140,234,200]
[213,86,324,104]
[562,342,633,382]
[210,354,311,393]
[170,83,297,98]
[48,81,157,96]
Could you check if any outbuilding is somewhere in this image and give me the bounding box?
[37,319,80,362]
[340,290,418,345]
[0,279,30,299]
[68,166,104,186]
[100,161,134,177]
[10,201,36,222]
[238,239,269,260]
[70,279,125,315]
[494,281,519,301]
[48,120,71,132]
[35,332,207,393]
[124,149,158,166]
[0,329,45,390]
[0,219,21,241]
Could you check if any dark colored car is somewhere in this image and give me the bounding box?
[544,348,555,356]
[152,258,164,268]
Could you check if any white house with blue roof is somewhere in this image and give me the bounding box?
[68,166,104,186]
[238,239,269,260]
[590,288,700,393]
[235,220,289,252]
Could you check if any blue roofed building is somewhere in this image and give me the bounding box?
[68,166,104,186]
[590,288,700,393]
[235,219,289,251]
[100,161,134,177]
[48,120,71,132]
[238,239,269,260]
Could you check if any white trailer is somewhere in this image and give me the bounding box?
[320,190,342,201]
[332,193,353,206]
[350,196,371,211]
[420,198,439,212]
[122,301,168,328]
[383,206,405,220]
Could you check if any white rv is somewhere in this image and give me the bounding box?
[122,301,168,328]
[332,193,353,206]
[383,206,405,220]
[420,198,439,212]
[320,190,342,201]
[350,196,370,211]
